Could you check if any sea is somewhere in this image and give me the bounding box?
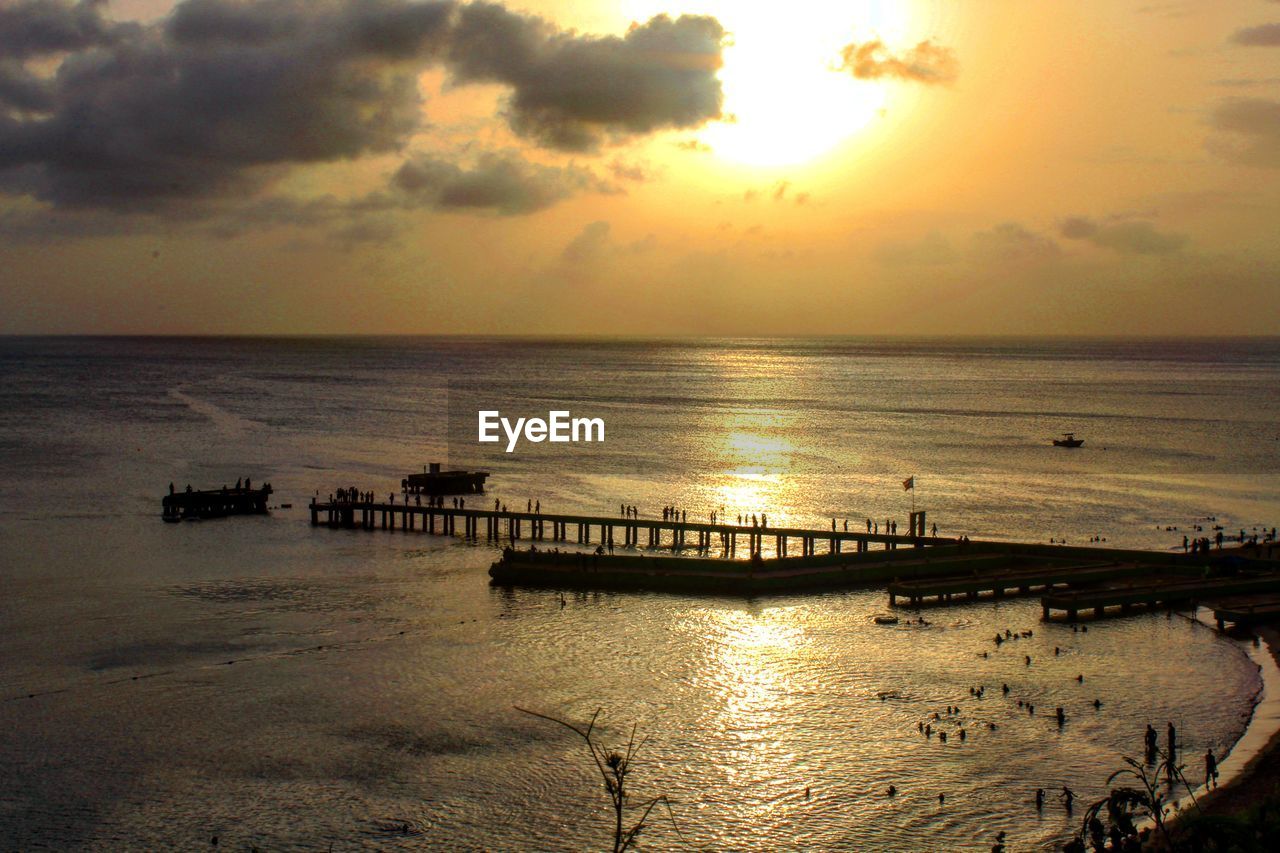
[1,336,1278,851]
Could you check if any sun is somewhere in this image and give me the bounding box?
[622,0,913,167]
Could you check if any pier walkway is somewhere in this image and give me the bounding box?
[887,561,1140,607]
[1041,575,1280,621]
[309,498,950,556]
[1212,596,1280,631]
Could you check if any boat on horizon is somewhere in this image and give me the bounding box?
[1052,433,1084,448]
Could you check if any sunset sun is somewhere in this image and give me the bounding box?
[626,0,913,166]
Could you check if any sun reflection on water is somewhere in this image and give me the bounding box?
[698,607,810,818]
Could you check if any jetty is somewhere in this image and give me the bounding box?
[308,492,1279,614]
[1041,572,1280,621]
[886,561,1146,607]
[162,483,272,522]
[1211,596,1280,631]
[310,497,940,555]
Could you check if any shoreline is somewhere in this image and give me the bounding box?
[1160,622,1280,835]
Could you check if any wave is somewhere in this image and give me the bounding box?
[167,386,262,438]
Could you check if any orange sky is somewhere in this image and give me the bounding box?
[1,0,1278,335]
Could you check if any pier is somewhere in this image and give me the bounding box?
[1211,596,1280,631]
[309,497,948,556]
[887,561,1143,607]
[163,484,272,521]
[307,495,1280,609]
[1041,574,1280,621]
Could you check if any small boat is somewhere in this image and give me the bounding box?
[874,615,900,625]
[1052,433,1084,448]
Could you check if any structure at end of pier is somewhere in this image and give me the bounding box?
[402,462,488,496]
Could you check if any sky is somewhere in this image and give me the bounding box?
[1,0,1278,336]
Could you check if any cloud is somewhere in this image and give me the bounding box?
[1058,216,1187,254]
[1230,23,1280,46]
[970,223,1060,262]
[388,150,608,215]
[0,0,458,210]
[676,138,711,153]
[873,230,956,266]
[0,0,129,59]
[0,0,726,216]
[0,59,53,111]
[1206,98,1280,167]
[836,38,958,84]
[1209,77,1280,88]
[561,220,611,262]
[447,3,725,151]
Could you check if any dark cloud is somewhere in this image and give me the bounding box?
[0,59,52,111]
[0,146,611,240]
[0,0,726,216]
[1230,23,1280,46]
[0,0,458,209]
[0,0,128,59]
[1058,216,1187,255]
[447,3,725,151]
[836,39,958,84]
[970,222,1059,262]
[388,150,608,215]
[1207,98,1280,167]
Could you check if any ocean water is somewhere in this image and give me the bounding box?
[1,336,1278,850]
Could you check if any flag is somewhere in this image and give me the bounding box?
[902,477,914,491]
